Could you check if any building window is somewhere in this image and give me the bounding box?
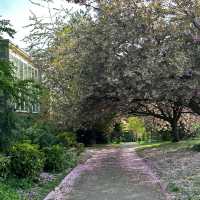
[24,63,28,80]
[9,52,40,113]
[19,61,23,80]
[28,65,32,79]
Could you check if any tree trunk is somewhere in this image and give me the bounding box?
[171,120,179,142]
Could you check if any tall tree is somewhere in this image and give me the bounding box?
[26,0,200,139]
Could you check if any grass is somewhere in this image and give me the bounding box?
[136,137,200,199]
[136,137,200,152]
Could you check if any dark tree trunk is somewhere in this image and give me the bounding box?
[170,120,179,142]
[189,97,200,115]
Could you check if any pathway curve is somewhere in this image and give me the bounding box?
[44,143,169,200]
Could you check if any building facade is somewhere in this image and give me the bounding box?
[0,39,40,113]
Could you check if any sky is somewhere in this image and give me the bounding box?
[0,0,80,49]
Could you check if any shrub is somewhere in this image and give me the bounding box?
[0,155,11,178]
[121,132,134,142]
[158,129,171,141]
[76,129,97,146]
[167,182,180,193]
[191,124,200,137]
[76,143,85,155]
[65,150,78,168]
[10,143,45,178]
[34,132,58,148]
[192,143,200,152]
[43,145,66,172]
[23,122,58,148]
[0,183,20,200]
[23,126,44,143]
[57,132,77,148]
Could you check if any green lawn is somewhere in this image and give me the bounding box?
[136,137,200,152]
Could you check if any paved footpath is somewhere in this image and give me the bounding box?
[45,144,169,200]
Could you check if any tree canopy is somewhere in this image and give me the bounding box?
[26,0,200,140]
[0,17,16,38]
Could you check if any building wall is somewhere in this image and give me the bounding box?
[0,39,9,60]
[9,50,39,81]
[0,39,40,113]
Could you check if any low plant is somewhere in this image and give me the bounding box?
[65,150,78,168]
[34,132,58,149]
[43,145,66,172]
[0,154,11,178]
[10,143,45,178]
[57,132,77,148]
[0,182,20,200]
[192,124,200,137]
[23,122,58,148]
[192,143,200,152]
[76,143,85,155]
[167,182,180,193]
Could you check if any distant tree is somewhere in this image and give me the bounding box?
[123,117,146,141]
[0,16,16,37]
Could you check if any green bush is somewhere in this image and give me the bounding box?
[65,150,78,168]
[57,132,77,148]
[23,122,58,148]
[167,182,180,192]
[0,155,11,178]
[23,126,44,143]
[192,124,200,137]
[0,183,20,200]
[34,132,58,148]
[121,132,134,142]
[192,143,200,151]
[43,145,66,172]
[10,143,45,178]
[76,143,85,155]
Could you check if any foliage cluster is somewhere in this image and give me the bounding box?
[77,129,110,146]
[57,132,77,148]
[23,122,58,148]
[1,117,83,181]
[10,143,45,178]
[0,155,11,179]
[0,121,84,200]
[0,182,20,200]
[43,145,66,172]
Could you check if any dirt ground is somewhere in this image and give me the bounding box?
[44,143,168,200]
[138,145,200,200]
